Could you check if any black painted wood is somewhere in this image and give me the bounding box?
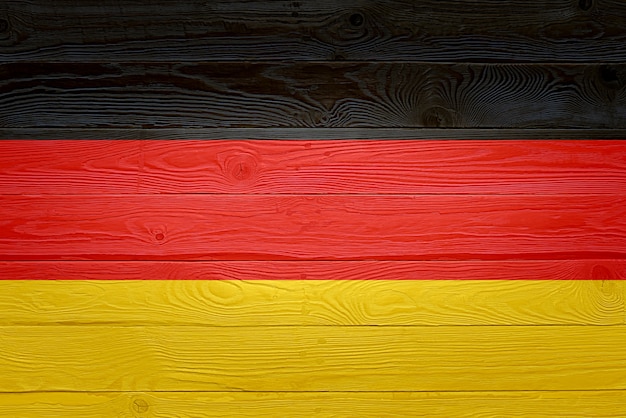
[1,62,624,129]
[1,0,625,63]
[1,1,624,134]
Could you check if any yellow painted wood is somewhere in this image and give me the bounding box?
[618,278,626,326]
[0,280,622,326]
[2,325,626,392]
[1,391,626,417]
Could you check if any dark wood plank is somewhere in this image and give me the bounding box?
[1,0,626,62]
[1,140,625,195]
[1,195,625,261]
[1,62,625,128]
[3,128,626,140]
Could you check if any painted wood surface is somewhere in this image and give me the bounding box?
[4,128,626,140]
[0,277,622,326]
[2,0,626,410]
[1,138,625,414]
[2,0,626,62]
[1,195,624,260]
[2,63,625,128]
[3,260,624,281]
[1,391,626,418]
[2,140,626,195]
[2,325,626,392]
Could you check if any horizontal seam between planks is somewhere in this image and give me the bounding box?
[2,389,626,394]
[1,324,624,328]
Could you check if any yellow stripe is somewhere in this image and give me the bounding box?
[2,324,626,391]
[0,279,622,326]
[1,279,625,414]
[1,391,625,417]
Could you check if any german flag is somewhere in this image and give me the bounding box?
[1,139,625,416]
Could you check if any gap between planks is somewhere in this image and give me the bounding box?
[3,128,626,139]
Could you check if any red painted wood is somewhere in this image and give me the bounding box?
[1,195,624,261]
[0,140,625,195]
[1,260,623,280]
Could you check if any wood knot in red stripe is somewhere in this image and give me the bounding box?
[223,153,259,184]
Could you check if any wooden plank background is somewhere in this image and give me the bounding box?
[2,0,626,63]
[3,194,626,260]
[1,0,626,416]
[1,63,625,128]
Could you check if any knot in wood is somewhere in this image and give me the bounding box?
[578,0,593,11]
[225,153,258,183]
[132,397,150,413]
[599,65,625,90]
[0,19,8,33]
[349,13,364,27]
[151,228,166,242]
[421,106,454,127]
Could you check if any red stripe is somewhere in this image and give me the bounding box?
[1,260,623,280]
[1,140,624,274]
[1,195,624,261]
[1,140,625,195]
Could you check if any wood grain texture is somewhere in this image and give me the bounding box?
[4,128,626,139]
[2,0,626,410]
[2,325,626,392]
[0,275,622,326]
[2,140,626,195]
[1,391,626,417]
[1,195,625,261]
[2,0,626,62]
[4,260,624,281]
[1,63,625,128]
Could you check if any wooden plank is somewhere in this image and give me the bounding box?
[4,260,624,281]
[2,140,626,195]
[1,195,625,261]
[0,273,622,326]
[3,128,626,140]
[1,63,625,129]
[1,391,626,417]
[2,325,626,391]
[2,0,626,62]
